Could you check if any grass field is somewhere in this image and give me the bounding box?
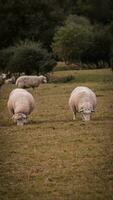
[0,68,113,200]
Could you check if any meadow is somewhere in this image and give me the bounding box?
[0,68,113,200]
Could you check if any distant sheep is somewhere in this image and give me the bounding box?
[0,73,6,87]
[16,75,47,89]
[5,75,16,84]
[7,88,35,125]
[69,86,97,121]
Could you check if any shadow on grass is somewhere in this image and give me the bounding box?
[96,94,104,97]
[1,116,113,128]
[29,118,73,125]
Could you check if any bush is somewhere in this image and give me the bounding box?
[1,40,56,75]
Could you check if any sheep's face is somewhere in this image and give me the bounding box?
[12,113,27,125]
[40,75,47,83]
[81,111,91,121]
[43,76,47,83]
[79,102,94,121]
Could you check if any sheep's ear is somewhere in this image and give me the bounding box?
[12,114,18,121]
[12,114,16,122]
[91,109,95,112]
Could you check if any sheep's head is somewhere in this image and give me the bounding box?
[0,73,6,86]
[40,75,47,83]
[79,102,95,121]
[12,113,27,125]
[2,73,6,80]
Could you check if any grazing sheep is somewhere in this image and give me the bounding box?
[7,88,35,125]
[69,86,97,121]
[0,73,6,87]
[5,75,16,84]
[16,75,47,89]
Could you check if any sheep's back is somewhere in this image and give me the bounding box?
[8,89,35,114]
[16,76,39,88]
[69,86,96,110]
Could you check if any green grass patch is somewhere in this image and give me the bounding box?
[50,68,113,84]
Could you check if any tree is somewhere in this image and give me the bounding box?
[52,15,93,63]
[76,0,113,24]
[81,25,113,65]
[0,0,65,49]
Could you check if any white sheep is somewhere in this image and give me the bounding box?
[69,86,97,121]
[0,73,6,87]
[7,88,35,125]
[16,75,47,89]
[5,75,16,84]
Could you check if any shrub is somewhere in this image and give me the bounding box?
[2,40,56,75]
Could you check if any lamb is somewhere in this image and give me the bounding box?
[16,75,47,89]
[69,86,97,121]
[7,88,35,125]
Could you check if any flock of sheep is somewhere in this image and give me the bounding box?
[0,73,97,125]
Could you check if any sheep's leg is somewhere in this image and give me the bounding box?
[73,112,76,120]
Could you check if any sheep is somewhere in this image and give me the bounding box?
[7,88,35,125]
[69,86,97,121]
[0,73,6,87]
[5,75,16,84]
[16,75,47,89]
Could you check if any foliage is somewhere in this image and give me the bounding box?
[1,40,56,75]
[52,15,93,63]
[81,26,113,66]
[76,0,113,24]
[65,14,91,26]
[0,0,113,68]
[52,15,113,67]
[0,47,14,72]
[0,0,113,50]
[0,0,65,49]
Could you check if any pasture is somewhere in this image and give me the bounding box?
[0,68,113,200]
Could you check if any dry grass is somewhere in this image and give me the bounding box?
[0,69,113,200]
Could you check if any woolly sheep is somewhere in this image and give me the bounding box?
[0,73,6,87]
[69,86,97,121]
[7,88,35,125]
[16,75,47,89]
[5,75,16,84]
